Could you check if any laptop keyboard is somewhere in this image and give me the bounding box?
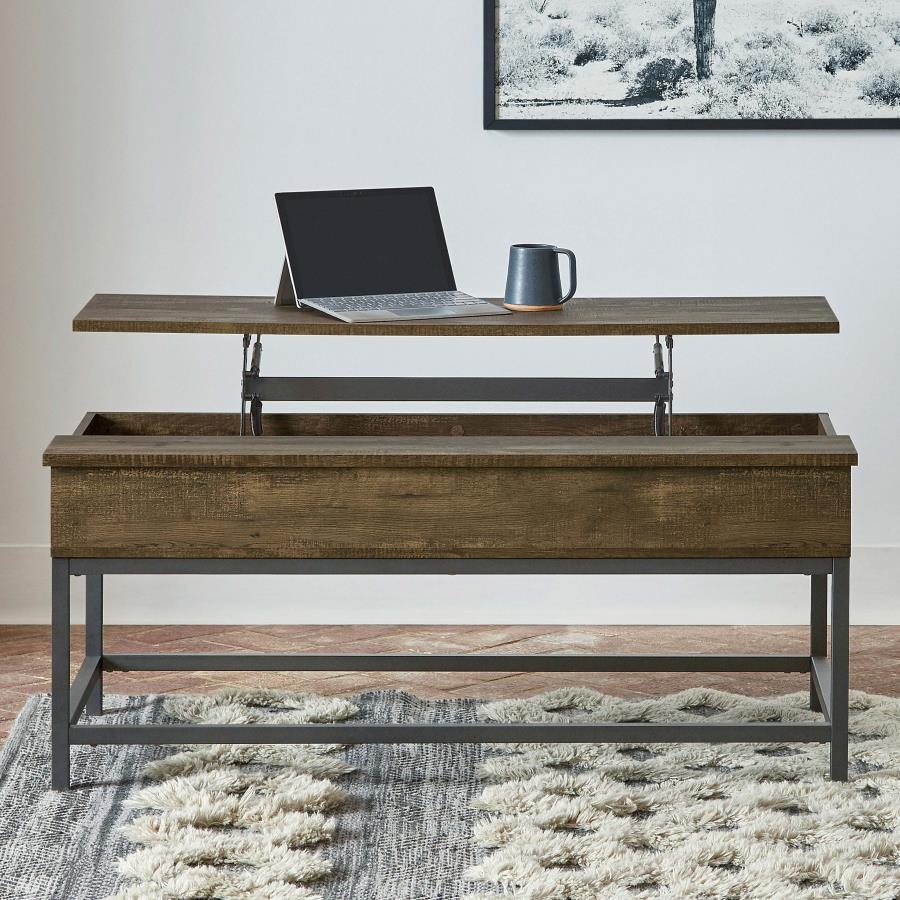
[307,291,483,312]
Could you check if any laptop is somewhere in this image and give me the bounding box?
[274,187,511,323]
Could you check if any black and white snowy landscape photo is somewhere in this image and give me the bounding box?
[489,0,900,122]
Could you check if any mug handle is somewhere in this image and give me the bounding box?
[554,247,577,304]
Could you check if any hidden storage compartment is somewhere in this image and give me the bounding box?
[77,411,836,439]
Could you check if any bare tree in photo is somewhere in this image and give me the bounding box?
[693,0,717,78]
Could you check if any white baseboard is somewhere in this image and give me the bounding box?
[1,545,898,625]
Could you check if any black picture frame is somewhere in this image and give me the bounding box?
[483,0,900,130]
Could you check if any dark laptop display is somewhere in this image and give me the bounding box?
[274,187,510,323]
[276,188,455,299]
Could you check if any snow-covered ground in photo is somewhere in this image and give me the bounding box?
[496,0,900,119]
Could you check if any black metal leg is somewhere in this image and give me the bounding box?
[830,558,850,781]
[810,573,827,712]
[51,558,71,791]
[85,574,103,716]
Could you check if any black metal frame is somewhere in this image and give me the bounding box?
[482,0,900,131]
[52,556,850,790]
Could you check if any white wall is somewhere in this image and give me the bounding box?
[1,1,897,625]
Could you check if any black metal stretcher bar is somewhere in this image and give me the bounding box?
[99,653,813,673]
[242,376,671,403]
[66,558,835,576]
[68,721,833,746]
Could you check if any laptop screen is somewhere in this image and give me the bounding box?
[276,187,456,299]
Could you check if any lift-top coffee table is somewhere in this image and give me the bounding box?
[44,294,856,790]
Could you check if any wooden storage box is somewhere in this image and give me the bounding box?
[44,412,856,559]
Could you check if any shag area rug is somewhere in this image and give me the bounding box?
[0,688,899,899]
[469,688,900,899]
[113,689,360,898]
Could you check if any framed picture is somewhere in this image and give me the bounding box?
[483,0,900,128]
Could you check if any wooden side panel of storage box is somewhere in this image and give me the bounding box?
[50,463,851,559]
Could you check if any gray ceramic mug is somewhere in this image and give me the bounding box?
[503,243,577,312]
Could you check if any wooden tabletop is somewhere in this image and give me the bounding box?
[73,295,839,336]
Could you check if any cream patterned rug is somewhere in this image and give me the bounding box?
[467,687,900,899]
[111,689,359,899]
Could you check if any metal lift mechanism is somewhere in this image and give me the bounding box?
[240,333,675,436]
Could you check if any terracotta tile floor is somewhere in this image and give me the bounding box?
[1,624,898,741]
